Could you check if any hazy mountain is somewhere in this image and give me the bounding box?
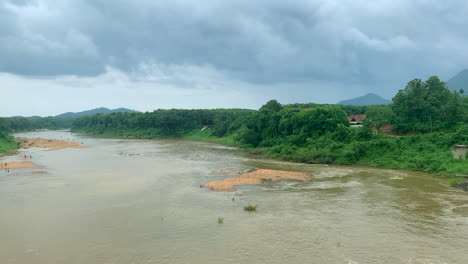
[338,93,391,106]
[446,69,468,93]
[55,107,137,119]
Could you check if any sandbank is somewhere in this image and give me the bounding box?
[16,138,90,151]
[204,169,310,191]
[1,161,39,170]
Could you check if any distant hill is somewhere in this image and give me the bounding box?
[55,107,137,119]
[446,69,468,93]
[338,93,391,106]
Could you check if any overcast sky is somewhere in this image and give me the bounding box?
[1,0,467,116]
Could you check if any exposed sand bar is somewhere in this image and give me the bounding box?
[16,138,90,151]
[204,169,310,191]
[1,161,39,170]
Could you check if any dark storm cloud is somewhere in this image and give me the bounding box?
[1,0,468,88]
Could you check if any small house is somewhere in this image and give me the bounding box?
[348,114,366,126]
[452,145,468,160]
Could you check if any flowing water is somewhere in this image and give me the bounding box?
[1,131,467,264]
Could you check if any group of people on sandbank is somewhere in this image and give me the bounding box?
[1,152,35,173]
[1,137,91,173]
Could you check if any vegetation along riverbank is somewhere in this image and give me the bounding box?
[0,132,19,156]
[70,76,468,185]
[2,76,467,188]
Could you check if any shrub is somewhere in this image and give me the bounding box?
[454,125,468,144]
[244,204,257,211]
[450,177,466,187]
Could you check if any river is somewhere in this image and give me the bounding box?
[1,131,467,263]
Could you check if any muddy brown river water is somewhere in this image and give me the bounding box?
[1,131,467,263]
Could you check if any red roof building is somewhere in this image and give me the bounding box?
[348,114,366,125]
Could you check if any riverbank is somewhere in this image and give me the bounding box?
[182,129,239,145]
[0,136,91,169]
[70,127,468,190]
[189,129,467,179]
[204,168,310,191]
[0,132,19,156]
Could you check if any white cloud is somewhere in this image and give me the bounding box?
[345,28,414,52]
[0,64,266,116]
[0,60,391,116]
[1,0,467,115]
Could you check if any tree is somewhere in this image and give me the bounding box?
[392,76,462,133]
[260,100,283,112]
[364,105,394,130]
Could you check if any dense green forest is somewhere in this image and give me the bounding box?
[71,76,468,178]
[0,107,135,136]
[0,117,72,132]
[72,109,255,138]
[0,116,72,154]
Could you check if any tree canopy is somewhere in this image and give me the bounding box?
[392,76,466,133]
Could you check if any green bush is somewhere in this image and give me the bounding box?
[244,204,257,211]
[450,177,466,187]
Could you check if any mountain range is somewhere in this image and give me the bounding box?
[446,69,468,93]
[338,69,468,106]
[338,93,391,106]
[55,107,137,119]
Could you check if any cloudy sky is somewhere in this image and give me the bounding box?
[1,0,467,116]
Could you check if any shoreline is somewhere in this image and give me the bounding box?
[71,129,244,147]
[69,130,466,178]
[6,130,466,190]
[1,135,91,171]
